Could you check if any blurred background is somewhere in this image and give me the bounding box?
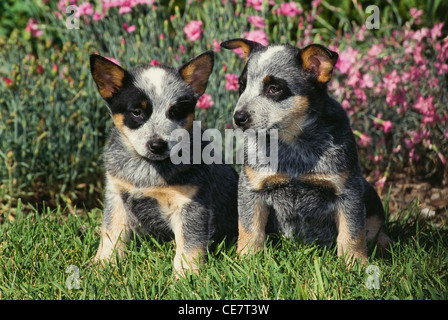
[0,0,447,222]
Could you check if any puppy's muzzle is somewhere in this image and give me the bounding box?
[147,138,168,155]
[234,110,251,128]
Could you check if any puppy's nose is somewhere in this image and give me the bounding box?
[234,111,250,127]
[147,138,168,154]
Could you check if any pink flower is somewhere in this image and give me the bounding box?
[118,6,132,14]
[409,148,420,163]
[341,99,351,110]
[179,44,186,54]
[25,18,43,37]
[212,39,221,52]
[93,11,105,20]
[382,120,393,133]
[431,22,444,40]
[367,44,382,57]
[184,20,203,41]
[75,2,94,18]
[246,0,275,11]
[232,29,269,58]
[360,73,374,89]
[248,15,266,28]
[336,46,359,74]
[277,2,302,17]
[410,7,423,24]
[105,56,120,66]
[122,23,136,33]
[375,175,387,190]
[439,153,447,165]
[358,133,372,147]
[383,70,400,93]
[225,73,239,91]
[196,94,214,109]
[414,94,435,117]
[150,59,162,66]
[244,29,268,46]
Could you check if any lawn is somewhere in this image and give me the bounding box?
[1,198,447,300]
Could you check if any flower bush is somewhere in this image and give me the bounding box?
[0,0,446,208]
[329,21,448,189]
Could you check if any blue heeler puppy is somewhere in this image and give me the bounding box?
[89,51,238,276]
[221,39,390,263]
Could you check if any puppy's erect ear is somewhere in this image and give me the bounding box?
[300,44,338,83]
[221,38,265,61]
[179,51,214,96]
[90,54,128,99]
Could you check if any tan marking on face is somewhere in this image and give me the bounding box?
[278,96,309,143]
[112,113,125,133]
[298,171,348,195]
[237,198,269,255]
[140,100,148,109]
[184,113,195,131]
[244,165,289,191]
[336,207,367,265]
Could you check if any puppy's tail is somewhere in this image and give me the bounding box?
[363,179,393,250]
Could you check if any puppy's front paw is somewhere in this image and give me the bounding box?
[173,249,204,278]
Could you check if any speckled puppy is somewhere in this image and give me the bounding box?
[89,51,238,276]
[221,39,390,263]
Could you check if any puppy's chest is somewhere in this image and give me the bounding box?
[107,173,198,235]
[243,165,348,197]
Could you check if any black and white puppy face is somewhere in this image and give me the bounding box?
[90,51,214,160]
[221,39,338,143]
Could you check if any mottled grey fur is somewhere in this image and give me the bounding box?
[222,40,389,254]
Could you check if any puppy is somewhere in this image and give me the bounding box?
[221,39,390,263]
[89,51,238,275]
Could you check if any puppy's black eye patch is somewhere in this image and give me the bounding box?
[123,99,152,129]
[238,66,248,96]
[168,99,196,121]
[262,76,292,102]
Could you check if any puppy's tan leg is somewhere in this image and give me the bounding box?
[237,198,269,255]
[141,185,203,277]
[93,203,130,263]
[93,177,131,264]
[366,215,392,250]
[336,207,367,265]
[169,211,207,278]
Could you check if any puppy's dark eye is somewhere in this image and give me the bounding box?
[267,85,281,95]
[131,108,143,118]
[168,101,195,121]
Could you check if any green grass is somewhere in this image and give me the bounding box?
[1,201,447,300]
